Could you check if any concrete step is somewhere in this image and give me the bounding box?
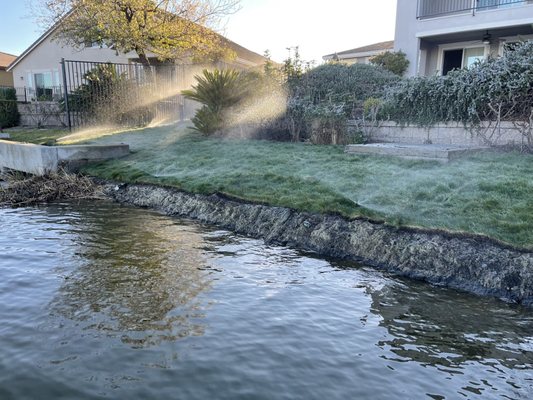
[345,143,491,162]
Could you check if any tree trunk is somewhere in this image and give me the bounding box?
[136,50,153,83]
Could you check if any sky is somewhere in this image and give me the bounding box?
[0,0,397,64]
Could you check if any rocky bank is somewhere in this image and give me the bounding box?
[106,183,533,306]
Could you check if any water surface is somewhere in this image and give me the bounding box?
[0,201,531,399]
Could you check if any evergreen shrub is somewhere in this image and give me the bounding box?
[0,88,20,129]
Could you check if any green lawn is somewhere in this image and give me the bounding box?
[3,128,69,145]
[81,124,533,249]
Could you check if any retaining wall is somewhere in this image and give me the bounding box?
[354,121,526,147]
[18,102,67,128]
[0,140,129,175]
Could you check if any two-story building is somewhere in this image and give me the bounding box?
[395,0,533,76]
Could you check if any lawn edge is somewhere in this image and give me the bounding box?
[103,181,533,307]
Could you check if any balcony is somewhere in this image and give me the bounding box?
[417,0,531,19]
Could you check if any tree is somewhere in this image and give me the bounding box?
[35,0,240,67]
[369,51,409,76]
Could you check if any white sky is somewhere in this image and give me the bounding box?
[224,0,398,63]
[0,0,398,64]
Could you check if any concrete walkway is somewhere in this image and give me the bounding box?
[345,143,491,162]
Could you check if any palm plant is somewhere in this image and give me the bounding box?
[183,69,250,134]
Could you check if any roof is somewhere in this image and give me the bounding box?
[0,51,17,70]
[323,40,394,59]
[223,38,267,66]
[7,20,61,71]
[8,12,266,71]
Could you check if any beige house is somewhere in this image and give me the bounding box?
[395,0,533,76]
[322,41,394,64]
[7,22,266,101]
[0,52,17,87]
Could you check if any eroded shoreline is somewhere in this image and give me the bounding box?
[104,183,533,306]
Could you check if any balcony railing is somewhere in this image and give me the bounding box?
[417,0,530,19]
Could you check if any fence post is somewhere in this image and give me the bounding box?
[24,87,27,103]
[61,58,72,131]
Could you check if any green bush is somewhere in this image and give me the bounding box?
[0,88,20,129]
[65,64,154,127]
[183,69,282,136]
[286,63,399,143]
[182,69,249,135]
[369,51,410,76]
[384,41,533,151]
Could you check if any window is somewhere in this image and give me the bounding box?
[34,72,53,101]
[499,36,533,56]
[441,46,486,75]
[442,49,463,75]
[463,47,485,68]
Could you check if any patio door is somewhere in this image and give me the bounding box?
[442,49,463,75]
[442,47,485,75]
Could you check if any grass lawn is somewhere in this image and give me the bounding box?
[80,124,533,249]
[3,128,70,145]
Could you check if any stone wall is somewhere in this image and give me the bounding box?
[356,121,527,148]
[17,102,67,128]
[17,99,199,128]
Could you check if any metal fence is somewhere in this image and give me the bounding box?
[417,0,528,18]
[60,59,206,130]
[10,86,64,103]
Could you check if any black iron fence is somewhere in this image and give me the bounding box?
[60,59,207,130]
[10,86,64,103]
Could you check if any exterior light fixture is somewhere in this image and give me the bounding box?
[482,31,492,45]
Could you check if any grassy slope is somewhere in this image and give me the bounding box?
[4,128,69,145]
[81,125,533,249]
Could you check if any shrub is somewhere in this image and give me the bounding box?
[65,64,154,127]
[384,41,533,151]
[286,63,399,143]
[0,87,20,129]
[369,51,410,76]
[183,69,285,136]
[183,69,250,135]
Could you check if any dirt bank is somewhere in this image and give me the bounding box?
[105,183,533,306]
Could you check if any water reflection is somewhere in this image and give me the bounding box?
[2,201,532,399]
[48,203,212,347]
[369,281,533,396]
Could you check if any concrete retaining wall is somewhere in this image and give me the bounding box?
[355,121,526,147]
[0,140,129,175]
[18,102,67,128]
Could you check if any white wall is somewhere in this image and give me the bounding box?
[395,0,533,76]
[11,32,136,89]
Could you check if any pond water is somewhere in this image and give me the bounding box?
[0,201,532,400]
